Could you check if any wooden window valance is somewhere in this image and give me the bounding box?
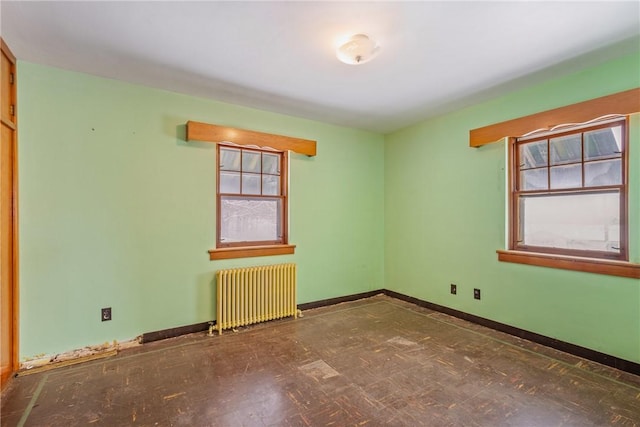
[187,121,317,156]
[469,88,640,147]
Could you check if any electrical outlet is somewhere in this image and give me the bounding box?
[101,307,112,322]
[473,288,481,300]
[450,284,457,295]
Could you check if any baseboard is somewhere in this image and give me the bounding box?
[141,321,214,343]
[297,290,383,311]
[382,289,640,376]
[139,288,639,376]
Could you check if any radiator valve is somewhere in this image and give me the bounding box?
[208,322,215,337]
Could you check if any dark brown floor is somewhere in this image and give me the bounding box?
[2,295,640,426]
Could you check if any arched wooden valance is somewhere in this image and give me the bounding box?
[469,88,640,147]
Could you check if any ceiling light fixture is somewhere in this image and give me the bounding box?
[336,34,380,65]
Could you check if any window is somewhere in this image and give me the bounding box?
[510,119,628,261]
[468,90,639,278]
[186,120,315,260]
[217,144,288,248]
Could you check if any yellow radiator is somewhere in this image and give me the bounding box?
[215,263,297,335]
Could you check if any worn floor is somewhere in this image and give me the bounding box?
[2,295,640,426]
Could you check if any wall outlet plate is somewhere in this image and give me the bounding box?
[473,289,481,300]
[101,307,112,321]
[450,284,457,295]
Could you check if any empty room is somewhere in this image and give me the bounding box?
[1,1,639,426]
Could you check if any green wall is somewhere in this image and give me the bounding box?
[17,51,640,364]
[17,63,385,358]
[384,52,640,363]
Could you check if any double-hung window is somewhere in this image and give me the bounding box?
[217,144,287,248]
[511,118,627,260]
[186,120,315,260]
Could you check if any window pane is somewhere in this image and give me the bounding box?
[262,175,280,196]
[520,168,548,190]
[519,140,547,169]
[585,126,622,161]
[220,148,241,171]
[219,171,240,194]
[262,153,280,175]
[585,159,621,187]
[550,164,582,189]
[550,134,581,165]
[518,191,620,253]
[242,173,261,195]
[220,197,282,243]
[242,151,261,173]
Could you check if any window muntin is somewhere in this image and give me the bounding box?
[512,120,627,260]
[217,145,286,247]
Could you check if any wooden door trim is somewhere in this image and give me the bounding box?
[1,37,19,386]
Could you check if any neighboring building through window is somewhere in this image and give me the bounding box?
[510,118,627,260]
[217,144,287,247]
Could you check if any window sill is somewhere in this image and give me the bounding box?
[497,250,640,279]
[209,244,296,260]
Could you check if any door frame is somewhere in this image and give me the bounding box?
[1,37,19,387]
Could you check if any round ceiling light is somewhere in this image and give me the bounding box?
[336,34,380,65]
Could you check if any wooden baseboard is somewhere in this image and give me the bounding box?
[297,290,383,311]
[141,321,214,343]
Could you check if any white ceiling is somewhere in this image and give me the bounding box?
[1,1,639,134]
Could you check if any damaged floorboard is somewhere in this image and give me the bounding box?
[2,295,639,426]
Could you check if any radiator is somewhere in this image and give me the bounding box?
[215,263,297,335]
